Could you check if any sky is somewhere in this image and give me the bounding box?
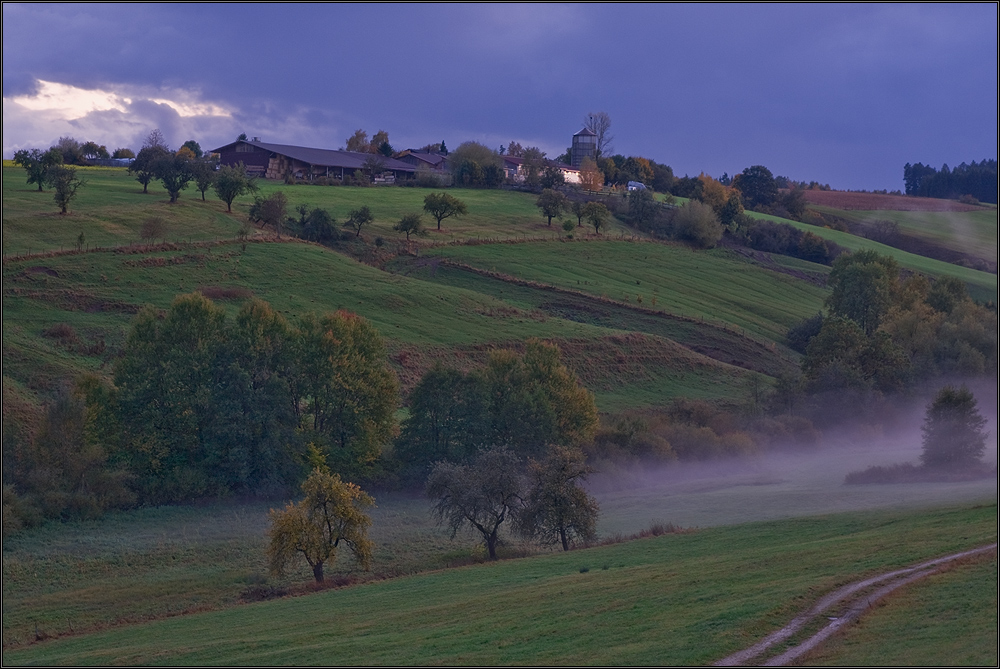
[3,3,997,191]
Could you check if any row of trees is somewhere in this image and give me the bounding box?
[903,160,997,204]
[5,293,604,525]
[267,439,600,583]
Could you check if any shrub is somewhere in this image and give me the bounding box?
[140,216,168,241]
[672,200,722,248]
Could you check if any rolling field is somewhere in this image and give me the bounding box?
[2,166,636,257]
[2,239,758,412]
[744,210,997,301]
[422,240,829,344]
[808,204,997,264]
[3,502,995,665]
[800,552,997,666]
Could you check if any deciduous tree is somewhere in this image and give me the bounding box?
[393,212,428,241]
[579,156,603,192]
[536,188,568,226]
[826,250,899,335]
[268,467,374,582]
[249,191,289,236]
[584,111,613,159]
[13,148,62,191]
[423,192,468,230]
[345,129,369,153]
[213,162,258,212]
[291,311,398,476]
[672,200,723,249]
[155,152,194,202]
[129,145,169,193]
[426,447,523,560]
[583,201,610,235]
[920,386,987,470]
[733,165,778,210]
[47,166,86,214]
[518,446,598,551]
[189,159,216,201]
[396,365,488,478]
[344,205,374,237]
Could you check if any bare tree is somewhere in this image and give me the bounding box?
[585,112,613,159]
[143,128,169,151]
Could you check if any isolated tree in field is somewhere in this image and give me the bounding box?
[249,191,289,236]
[13,148,62,191]
[344,205,374,237]
[129,145,169,193]
[518,446,599,551]
[189,160,216,200]
[268,467,374,582]
[426,447,524,560]
[583,201,610,235]
[584,111,613,158]
[423,192,468,230]
[393,213,428,241]
[154,152,194,202]
[213,162,258,212]
[47,166,86,214]
[536,188,568,226]
[920,386,987,470]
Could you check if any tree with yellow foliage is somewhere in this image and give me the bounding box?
[579,156,604,192]
[267,466,374,582]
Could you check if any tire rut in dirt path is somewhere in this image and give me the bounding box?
[713,543,998,667]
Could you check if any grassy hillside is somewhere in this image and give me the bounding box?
[2,239,758,412]
[3,502,995,666]
[422,240,828,344]
[744,211,997,301]
[808,204,997,264]
[2,167,243,256]
[802,552,997,666]
[2,166,635,257]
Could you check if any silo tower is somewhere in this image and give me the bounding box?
[570,127,597,167]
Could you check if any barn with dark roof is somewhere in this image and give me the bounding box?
[210,140,417,182]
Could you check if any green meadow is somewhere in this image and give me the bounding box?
[744,210,997,301]
[423,240,828,344]
[808,204,998,264]
[2,239,760,411]
[3,502,995,666]
[2,166,635,257]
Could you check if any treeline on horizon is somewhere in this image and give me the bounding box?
[903,159,997,204]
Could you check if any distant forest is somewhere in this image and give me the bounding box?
[903,159,997,204]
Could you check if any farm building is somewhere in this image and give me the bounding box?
[395,149,449,171]
[502,155,581,185]
[211,139,417,182]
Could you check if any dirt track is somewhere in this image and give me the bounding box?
[713,543,998,666]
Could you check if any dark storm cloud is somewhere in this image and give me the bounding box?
[4,3,996,190]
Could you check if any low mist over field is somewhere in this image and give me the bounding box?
[592,382,998,534]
